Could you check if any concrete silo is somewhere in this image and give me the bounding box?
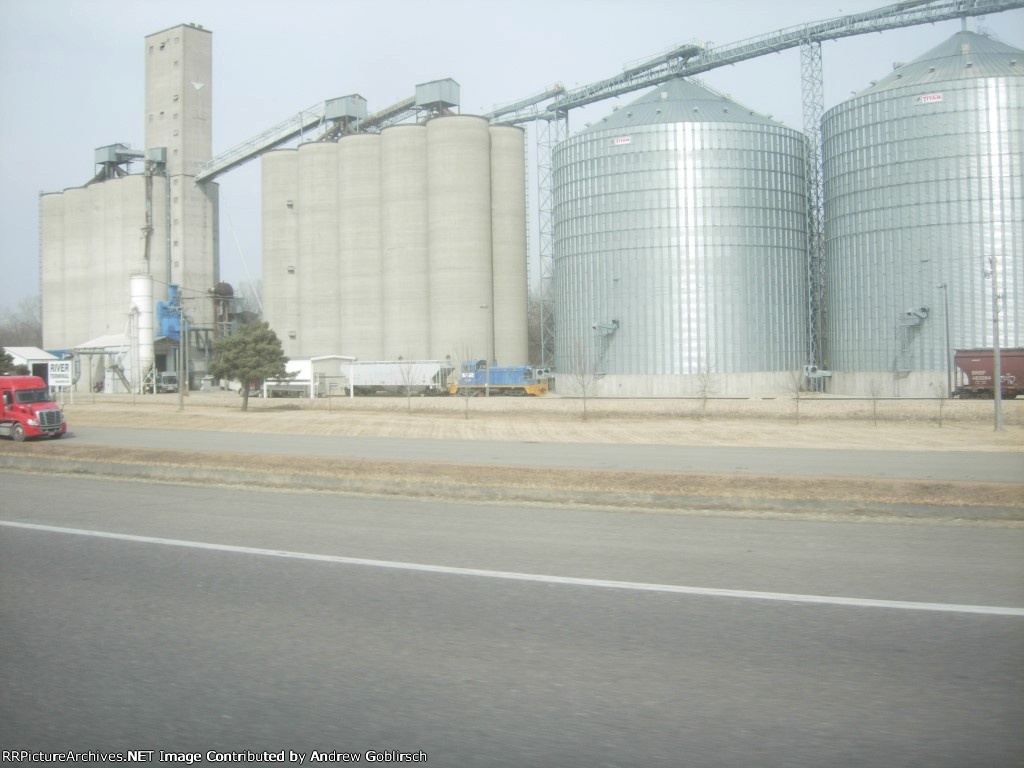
[489,125,529,367]
[553,78,808,396]
[823,31,1024,396]
[48,187,91,348]
[39,192,66,348]
[41,174,167,349]
[338,134,383,361]
[427,115,494,362]
[297,141,340,353]
[261,148,300,357]
[381,125,430,360]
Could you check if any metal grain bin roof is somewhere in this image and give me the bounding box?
[584,77,777,132]
[855,31,1023,97]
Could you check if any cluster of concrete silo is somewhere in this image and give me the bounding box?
[553,30,1023,397]
[40,168,170,352]
[262,114,529,366]
[40,24,218,394]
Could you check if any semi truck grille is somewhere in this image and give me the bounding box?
[37,409,62,427]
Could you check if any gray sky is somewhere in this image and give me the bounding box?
[1,0,1022,315]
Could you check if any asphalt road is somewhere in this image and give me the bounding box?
[2,473,1022,766]
[66,425,1024,482]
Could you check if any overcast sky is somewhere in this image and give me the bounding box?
[1,0,1021,315]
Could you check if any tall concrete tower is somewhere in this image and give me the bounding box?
[144,23,218,325]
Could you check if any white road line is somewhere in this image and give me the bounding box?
[3,520,1023,617]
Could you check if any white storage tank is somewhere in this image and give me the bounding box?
[130,272,155,389]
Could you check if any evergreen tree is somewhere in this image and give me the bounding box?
[0,350,18,375]
[210,321,289,411]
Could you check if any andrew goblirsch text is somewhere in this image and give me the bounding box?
[2,751,428,764]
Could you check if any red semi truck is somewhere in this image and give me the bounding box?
[0,375,67,441]
[953,348,1024,399]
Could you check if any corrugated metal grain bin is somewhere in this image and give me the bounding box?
[823,31,1024,396]
[553,78,807,396]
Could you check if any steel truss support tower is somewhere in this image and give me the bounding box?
[536,110,567,368]
[801,40,827,389]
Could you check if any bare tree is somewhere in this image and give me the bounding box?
[695,359,718,420]
[449,344,477,420]
[931,382,947,427]
[0,295,42,347]
[397,358,418,414]
[234,279,264,320]
[567,340,603,422]
[788,369,807,425]
[867,378,884,427]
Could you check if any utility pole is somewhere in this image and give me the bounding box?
[986,256,1004,431]
[938,282,951,398]
[177,300,185,412]
[480,304,492,397]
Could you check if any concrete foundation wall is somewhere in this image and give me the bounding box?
[826,371,951,399]
[553,371,805,398]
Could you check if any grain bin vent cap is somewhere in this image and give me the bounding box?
[585,77,775,132]
[851,31,1024,98]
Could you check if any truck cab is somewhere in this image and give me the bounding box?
[157,371,179,393]
[0,375,67,441]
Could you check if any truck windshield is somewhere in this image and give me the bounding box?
[15,388,51,404]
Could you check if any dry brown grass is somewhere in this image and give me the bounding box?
[57,391,1024,453]
[3,391,1016,520]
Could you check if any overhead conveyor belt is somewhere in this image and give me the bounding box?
[194,95,418,183]
[197,1,1024,181]
[487,0,1024,123]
